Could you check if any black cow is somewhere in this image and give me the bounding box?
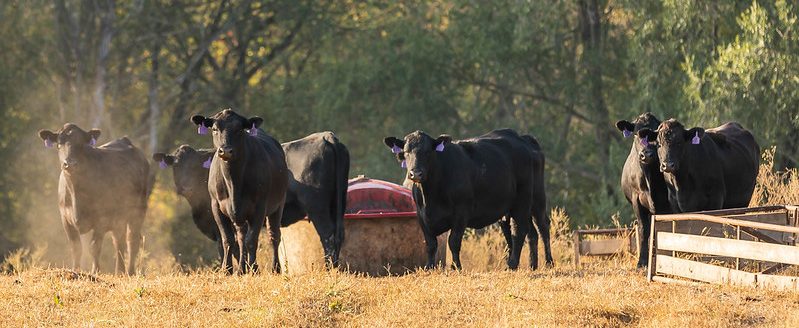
[152,146,226,257]
[615,112,672,268]
[152,132,349,266]
[383,129,552,270]
[192,109,289,274]
[638,119,760,212]
[38,124,150,275]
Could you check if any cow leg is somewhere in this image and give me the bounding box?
[211,201,235,274]
[532,203,553,268]
[448,225,466,270]
[306,207,337,268]
[89,230,104,274]
[63,222,82,271]
[499,217,513,260]
[126,220,143,275]
[507,213,531,270]
[244,210,267,274]
[527,219,540,270]
[110,228,126,275]
[633,201,651,268]
[266,206,284,274]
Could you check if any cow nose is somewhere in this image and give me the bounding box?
[217,147,234,160]
[639,153,647,162]
[660,162,676,173]
[408,169,423,182]
[62,159,77,170]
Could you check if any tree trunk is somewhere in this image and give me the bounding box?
[92,0,115,132]
[148,40,161,153]
[579,0,611,180]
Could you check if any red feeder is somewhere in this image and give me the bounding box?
[278,175,446,275]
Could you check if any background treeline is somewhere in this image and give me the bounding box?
[1,0,797,265]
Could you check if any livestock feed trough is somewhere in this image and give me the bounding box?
[648,205,799,291]
[278,176,446,275]
[572,227,638,267]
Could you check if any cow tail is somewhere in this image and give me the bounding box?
[329,134,350,257]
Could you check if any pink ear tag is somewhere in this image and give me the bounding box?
[640,136,648,146]
[623,129,632,138]
[202,157,212,169]
[90,138,96,147]
[391,145,402,154]
[249,123,258,137]
[435,142,445,152]
[401,160,406,168]
[198,125,208,135]
[44,139,53,148]
[691,132,700,145]
[159,159,168,169]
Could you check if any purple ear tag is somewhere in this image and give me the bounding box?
[159,159,168,169]
[89,138,96,147]
[202,157,212,169]
[640,136,648,146]
[248,123,257,137]
[691,132,700,145]
[435,142,445,152]
[401,160,406,168]
[198,124,208,135]
[623,129,632,138]
[391,145,402,154]
[44,139,53,148]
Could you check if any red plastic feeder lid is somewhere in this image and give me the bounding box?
[344,175,417,219]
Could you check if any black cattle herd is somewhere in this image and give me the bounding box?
[37,109,760,274]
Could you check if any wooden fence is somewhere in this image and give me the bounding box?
[647,205,799,291]
[573,227,637,267]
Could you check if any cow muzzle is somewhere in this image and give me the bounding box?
[61,158,77,171]
[217,146,234,161]
[407,169,424,182]
[660,161,678,173]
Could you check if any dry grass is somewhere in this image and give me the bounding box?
[1,265,797,327]
[3,148,799,326]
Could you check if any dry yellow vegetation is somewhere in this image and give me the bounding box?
[1,263,798,327]
[2,148,799,327]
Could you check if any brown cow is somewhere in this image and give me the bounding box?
[38,124,150,275]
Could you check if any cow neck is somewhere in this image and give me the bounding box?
[665,146,707,193]
[414,150,447,204]
[640,160,669,213]
[217,138,255,218]
[61,146,105,188]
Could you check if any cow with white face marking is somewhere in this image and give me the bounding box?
[383,129,552,270]
[192,109,289,274]
[38,123,150,275]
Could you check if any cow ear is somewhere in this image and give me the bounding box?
[191,115,214,127]
[38,129,57,142]
[39,129,58,148]
[383,137,404,150]
[637,128,657,141]
[686,127,705,144]
[616,120,635,132]
[152,153,175,166]
[247,117,263,129]
[88,129,101,140]
[434,135,451,151]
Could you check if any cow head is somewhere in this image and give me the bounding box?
[636,128,659,166]
[617,112,662,165]
[191,109,262,162]
[153,145,213,198]
[384,131,450,183]
[642,118,705,173]
[38,123,101,172]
